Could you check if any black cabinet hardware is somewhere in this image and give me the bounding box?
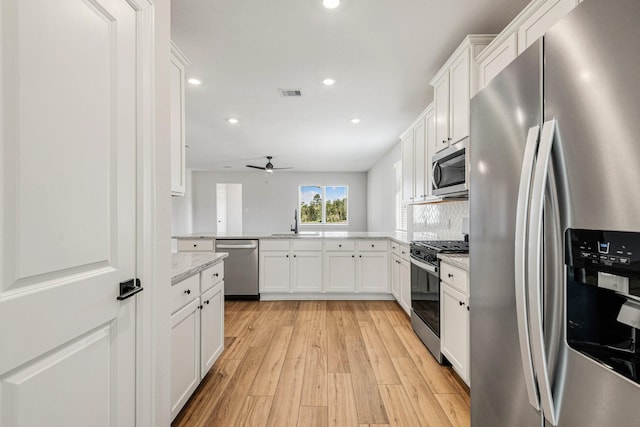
[117,278,143,301]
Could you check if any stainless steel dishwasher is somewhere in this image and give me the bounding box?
[215,239,259,299]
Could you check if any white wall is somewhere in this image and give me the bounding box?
[191,171,368,233]
[366,142,401,231]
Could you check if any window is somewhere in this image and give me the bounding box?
[394,161,407,231]
[299,185,348,224]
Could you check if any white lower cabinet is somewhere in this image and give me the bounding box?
[171,261,225,421]
[259,250,291,292]
[391,256,401,300]
[358,251,389,293]
[170,298,200,420]
[323,251,357,292]
[291,251,323,292]
[399,258,411,314]
[200,282,224,376]
[440,262,470,386]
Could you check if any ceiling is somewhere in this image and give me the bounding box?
[171,0,530,172]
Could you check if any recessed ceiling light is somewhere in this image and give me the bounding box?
[322,0,340,9]
[350,118,360,124]
[227,118,239,124]
[187,78,201,85]
[322,78,335,86]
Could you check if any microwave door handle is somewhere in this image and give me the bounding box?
[528,119,558,426]
[515,126,542,411]
[432,162,441,189]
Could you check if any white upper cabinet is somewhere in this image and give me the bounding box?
[400,104,434,204]
[518,0,581,54]
[433,73,451,152]
[170,42,190,197]
[401,131,414,204]
[431,35,494,152]
[413,117,427,202]
[477,0,582,91]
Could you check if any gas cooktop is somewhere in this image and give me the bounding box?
[411,240,469,253]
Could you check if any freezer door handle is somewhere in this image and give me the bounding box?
[514,126,541,411]
[528,119,558,426]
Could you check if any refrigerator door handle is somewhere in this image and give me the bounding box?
[514,126,542,411]
[527,119,558,426]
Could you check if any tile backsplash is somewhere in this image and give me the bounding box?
[412,201,469,240]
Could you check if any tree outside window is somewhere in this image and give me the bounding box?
[299,185,348,224]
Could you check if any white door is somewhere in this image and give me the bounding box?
[1,1,139,426]
[216,183,227,233]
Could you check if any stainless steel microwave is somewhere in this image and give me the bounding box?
[432,138,468,197]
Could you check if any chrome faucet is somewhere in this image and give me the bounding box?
[290,209,298,234]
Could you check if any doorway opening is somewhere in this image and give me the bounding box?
[216,183,243,234]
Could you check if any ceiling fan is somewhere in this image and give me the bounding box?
[245,156,292,174]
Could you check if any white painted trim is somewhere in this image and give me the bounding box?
[259,292,395,301]
[170,40,192,66]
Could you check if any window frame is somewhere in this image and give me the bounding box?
[298,185,349,226]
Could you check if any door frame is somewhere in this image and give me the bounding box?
[131,0,172,426]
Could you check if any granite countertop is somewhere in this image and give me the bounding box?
[174,231,411,244]
[438,254,470,272]
[171,252,228,285]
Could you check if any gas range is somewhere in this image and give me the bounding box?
[410,240,469,264]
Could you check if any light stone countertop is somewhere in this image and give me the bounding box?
[171,252,228,285]
[438,254,470,272]
[174,231,411,245]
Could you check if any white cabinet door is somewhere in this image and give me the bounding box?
[449,51,470,143]
[433,72,451,152]
[357,252,389,293]
[200,282,224,378]
[441,284,470,385]
[323,252,357,292]
[413,117,427,202]
[518,0,580,54]
[0,1,141,425]
[391,256,401,301]
[425,109,436,197]
[170,43,189,197]
[291,251,323,292]
[260,251,291,292]
[401,131,415,204]
[171,298,201,420]
[478,33,518,89]
[399,258,411,315]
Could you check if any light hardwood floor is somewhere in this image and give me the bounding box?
[172,300,470,427]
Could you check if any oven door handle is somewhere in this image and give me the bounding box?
[410,257,438,274]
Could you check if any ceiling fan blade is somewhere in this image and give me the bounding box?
[272,167,293,170]
[246,165,266,170]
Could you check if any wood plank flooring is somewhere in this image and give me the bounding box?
[172,300,470,427]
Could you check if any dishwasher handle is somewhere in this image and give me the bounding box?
[216,244,257,250]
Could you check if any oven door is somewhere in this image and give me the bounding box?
[410,257,441,336]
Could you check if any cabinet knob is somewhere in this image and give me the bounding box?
[286,254,289,258]
[359,255,362,258]
[459,301,464,306]
[467,306,470,311]
[184,289,191,295]
[193,244,197,247]
[339,244,342,248]
[402,251,406,255]
[213,273,219,277]
[205,300,210,305]
[352,255,355,258]
[293,254,297,258]
[198,305,203,310]
[448,137,452,141]
[371,244,375,248]
[448,273,454,278]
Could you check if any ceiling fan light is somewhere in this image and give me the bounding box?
[265,168,274,174]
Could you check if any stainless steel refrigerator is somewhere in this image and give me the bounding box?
[470,0,640,425]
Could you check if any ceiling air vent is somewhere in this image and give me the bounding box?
[278,88,303,97]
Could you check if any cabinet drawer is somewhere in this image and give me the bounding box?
[324,240,355,251]
[260,239,290,251]
[390,242,401,256]
[441,262,468,294]
[177,239,214,251]
[200,262,224,293]
[171,273,199,314]
[291,239,322,251]
[356,240,387,252]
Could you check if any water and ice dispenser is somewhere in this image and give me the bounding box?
[566,229,640,384]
